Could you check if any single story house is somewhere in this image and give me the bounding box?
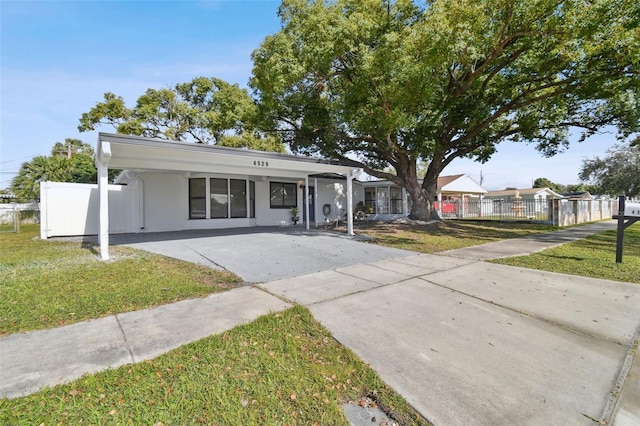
[50,133,365,260]
[482,187,564,217]
[40,133,488,259]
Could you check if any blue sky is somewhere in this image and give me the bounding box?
[0,0,624,191]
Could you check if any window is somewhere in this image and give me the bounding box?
[365,188,376,213]
[210,178,229,218]
[189,178,206,219]
[390,187,403,214]
[270,182,297,208]
[230,179,247,218]
[377,188,389,214]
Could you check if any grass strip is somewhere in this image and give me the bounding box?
[0,226,242,335]
[0,306,429,425]
[491,223,640,284]
[359,220,556,253]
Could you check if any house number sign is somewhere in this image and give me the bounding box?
[253,160,269,167]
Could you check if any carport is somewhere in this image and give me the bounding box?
[95,133,363,260]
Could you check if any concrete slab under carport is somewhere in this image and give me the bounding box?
[109,227,414,283]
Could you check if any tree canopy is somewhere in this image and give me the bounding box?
[579,142,640,197]
[79,76,284,152]
[251,0,640,219]
[533,177,563,194]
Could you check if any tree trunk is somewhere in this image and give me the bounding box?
[405,177,441,221]
[398,154,443,221]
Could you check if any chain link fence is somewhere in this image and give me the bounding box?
[0,204,40,233]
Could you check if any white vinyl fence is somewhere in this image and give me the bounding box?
[40,181,140,238]
[448,198,616,226]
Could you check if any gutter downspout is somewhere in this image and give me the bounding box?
[96,140,111,260]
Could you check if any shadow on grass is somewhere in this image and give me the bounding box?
[80,241,100,256]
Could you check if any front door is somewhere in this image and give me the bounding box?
[303,186,315,222]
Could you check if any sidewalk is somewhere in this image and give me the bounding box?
[1,220,638,425]
[0,287,291,399]
[441,219,619,260]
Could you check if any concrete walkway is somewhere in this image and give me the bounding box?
[2,220,638,426]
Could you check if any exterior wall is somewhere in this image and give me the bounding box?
[140,174,358,229]
[40,174,365,236]
[40,181,138,238]
[141,172,256,232]
[254,178,297,226]
[140,173,184,232]
[315,179,363,222]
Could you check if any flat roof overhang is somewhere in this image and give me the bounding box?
[96,133,360,178]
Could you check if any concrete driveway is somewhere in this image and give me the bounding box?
[109,227,413,282]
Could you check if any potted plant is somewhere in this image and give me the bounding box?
[290,206,300,225]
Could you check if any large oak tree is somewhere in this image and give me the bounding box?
[251,0,639,220]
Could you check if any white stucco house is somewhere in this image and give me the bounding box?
[39,133,488,259]
[361,174,487,219]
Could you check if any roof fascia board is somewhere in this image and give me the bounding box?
[98,133,359,173]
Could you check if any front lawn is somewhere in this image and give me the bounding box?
[0,306,429,425]
[0,226,242,335]
[492,223,640,284]
[357,220,556,253]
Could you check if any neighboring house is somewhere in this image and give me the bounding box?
[433,174,487,217]
[562,191,595,200]
[483,187,564,217]
[360,174,487,219]
[484,187,563,201]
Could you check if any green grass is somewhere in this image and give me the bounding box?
[358,220,556,253]
[0,225,242,335]
[492,223,640,284]
[0,306,429,426]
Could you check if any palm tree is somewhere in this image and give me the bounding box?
[11,156,72,201]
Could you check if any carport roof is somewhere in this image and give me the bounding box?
[96,132,361,177]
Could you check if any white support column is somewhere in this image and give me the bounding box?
[346,169,363,236]
[314,177,318,227]
[437,192,443,217]
[305,175,310,230]
[460,193,465,218]
[347,173,354,236]
[97,141,111,260]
